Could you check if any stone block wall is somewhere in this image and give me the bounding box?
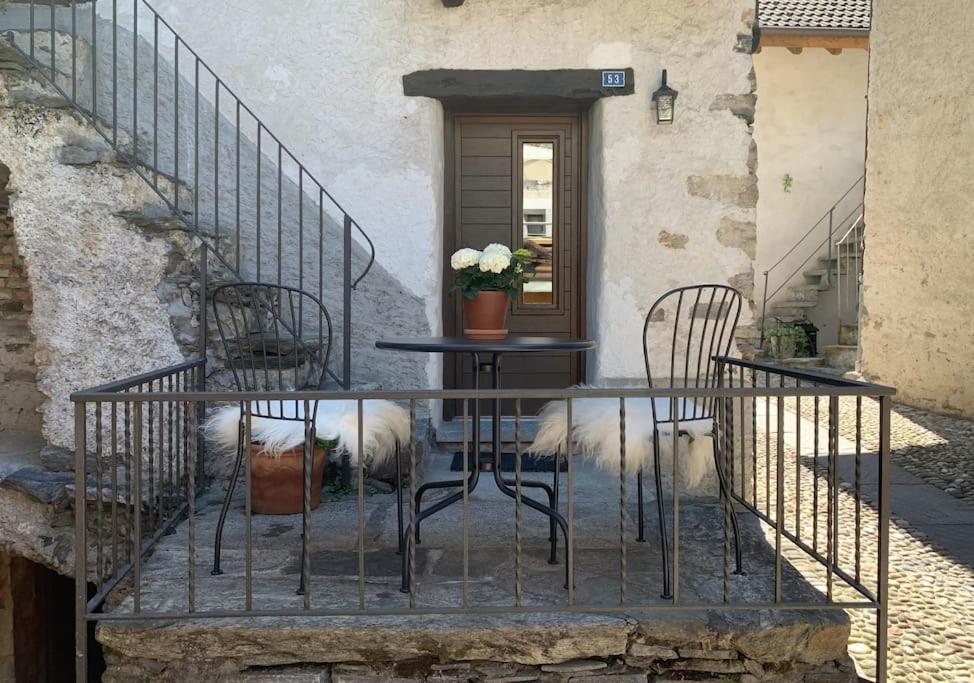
[0,163,44,432]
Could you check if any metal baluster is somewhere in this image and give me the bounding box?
[152,14,158,186]
[618,397,627,606]
[302,400,312,608]
[408,400,417,608]
[765,371,771,515]
[828,395,839,600]
[813,394,820,552]
[357,400,365,610]
[193,58,199,230]
[29,0,34,61]
[90,0,96,127]
[720,386,729,603]
[235,101,241,269]
[124,398,132,559]
[132,400,142,613]
[876,396,891,683]
[751,369,757,507]
[147,387,155,532]
[49,0,54,82]
[73,402,88,683]
[795,380,802,539]
[111,402,119,575]
[71,0,77,102]
[514,398,522,607]
[276,144,282,286]
[671,396,680,604]
[462,398,469,609]
[95,403,104,587]
[173,39,179,211]
[256,124,261,281]
[244,404,252,611]
[131,0,137,160]
[855,395,862,583]
[111,0,117,145]
[187,396,197,612]
[775,386,785,603]
[214,80,220,240]
[566,398,574,605]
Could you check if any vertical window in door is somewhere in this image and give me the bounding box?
[521,141,555,306]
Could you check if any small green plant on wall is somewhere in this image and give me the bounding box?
[766,324,811,359]
[782,174,794,193]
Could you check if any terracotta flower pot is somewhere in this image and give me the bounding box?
[463,290,510,341]
[251,442,327,515]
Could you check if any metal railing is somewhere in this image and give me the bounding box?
[1,0,377,387]
[759,175,865,347]
[71,359,893,682]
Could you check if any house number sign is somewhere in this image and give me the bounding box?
[601,70,626,88]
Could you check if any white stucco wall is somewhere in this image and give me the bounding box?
[754,48,868,325]
[860,2,974,416]
[135,0,756,386]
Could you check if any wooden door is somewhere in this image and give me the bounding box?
[444,113,586,418]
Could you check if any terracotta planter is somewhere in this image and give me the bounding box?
[463,291,510,340]
[251,443,327,515]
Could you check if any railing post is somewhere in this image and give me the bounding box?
[343,213,353,389]
[876,395,891,682]
[197,244,208,483]
[74,401,88,683]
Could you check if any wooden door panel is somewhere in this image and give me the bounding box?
[445,114,585,419]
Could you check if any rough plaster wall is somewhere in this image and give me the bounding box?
[861,2,974,416]
[136,0,756,386]
[0,77,184,447]
[754,48,867,343]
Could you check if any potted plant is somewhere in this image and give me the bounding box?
[248,436,335,515]
[766,324,811,360]
[451,243,531,340]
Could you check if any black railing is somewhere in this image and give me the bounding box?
[71,359,893,682]
[1,0,376,387]
[759,175,865,347]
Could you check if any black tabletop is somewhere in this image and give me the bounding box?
[376,336,596,354]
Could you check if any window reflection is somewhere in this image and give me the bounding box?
[522,141,554,305]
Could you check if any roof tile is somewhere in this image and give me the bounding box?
[758,0,871,31]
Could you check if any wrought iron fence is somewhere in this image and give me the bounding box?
[71,358,893,682]
[1,0,376,387]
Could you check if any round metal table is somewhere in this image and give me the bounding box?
[375,335,596,591]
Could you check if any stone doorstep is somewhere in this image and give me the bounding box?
[95,609,851,675]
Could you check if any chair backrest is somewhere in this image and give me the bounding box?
[642,284,742,423]
[211,283,333,419]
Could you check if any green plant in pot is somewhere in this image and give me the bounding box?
[451,244,532,340]
[766,324,811,360]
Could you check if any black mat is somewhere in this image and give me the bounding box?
[449,451,567,473]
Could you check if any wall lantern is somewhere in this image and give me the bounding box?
[651,69,678,124]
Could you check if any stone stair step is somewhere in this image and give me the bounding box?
[839,324,859,346]
[786,285,821,302]
[823,344,857,370]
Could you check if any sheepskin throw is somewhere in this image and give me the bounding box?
[529,396,715,492]
[206,400,409,468]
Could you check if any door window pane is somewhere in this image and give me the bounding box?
[522,141,554,305]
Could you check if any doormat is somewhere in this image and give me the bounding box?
[450,451,567,473]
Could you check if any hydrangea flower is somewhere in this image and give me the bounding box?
[450,247,482,270]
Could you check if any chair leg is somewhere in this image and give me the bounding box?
[712,445,744,575]
[212,419,245,576]
[653,430,672,599]
[395,441,404,555]
[636,468,646,542]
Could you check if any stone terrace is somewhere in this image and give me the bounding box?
[97,456,856,682]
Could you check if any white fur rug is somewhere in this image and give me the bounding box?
[205,400,409,468]
[528,396,715,493]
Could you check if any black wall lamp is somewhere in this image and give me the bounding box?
[651,69,678,124]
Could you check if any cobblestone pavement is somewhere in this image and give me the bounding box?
[755,399,974,682]
[799,396,974,504]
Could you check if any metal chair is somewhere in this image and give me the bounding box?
[208,282,403,593]
[640,284,745,599]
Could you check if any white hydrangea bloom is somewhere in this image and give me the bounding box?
[479,249,512,273]
[482,243,512,258]
[450,248,482,270]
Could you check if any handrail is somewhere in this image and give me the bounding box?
[759,174,866,347]
[1,0,379,387]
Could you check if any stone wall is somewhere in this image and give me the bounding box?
[860,2,974,416]
[0,162,44,432]
[137,0,758,386]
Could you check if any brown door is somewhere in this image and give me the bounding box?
[444,113,586,418]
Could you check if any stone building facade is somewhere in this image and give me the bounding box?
[859,1,974,417]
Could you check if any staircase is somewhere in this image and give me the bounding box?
[0,0,384,388]
[760,177,865,375]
